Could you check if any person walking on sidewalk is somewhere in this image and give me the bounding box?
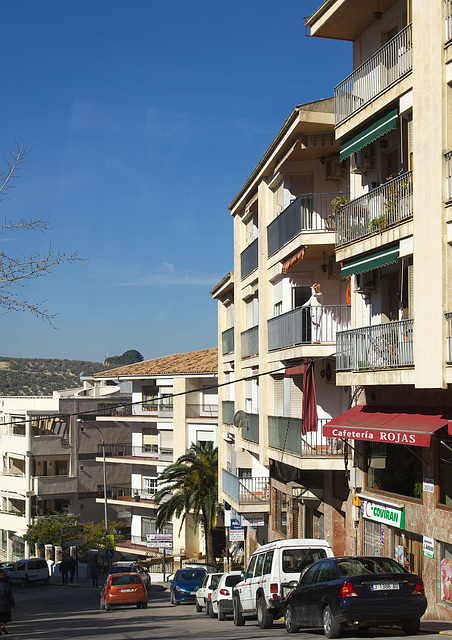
[68,556,77,584]
[0,572,15,634]
[91,559,101,588]
[59,558,69,585]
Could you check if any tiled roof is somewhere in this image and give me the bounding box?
[94,347,218,378]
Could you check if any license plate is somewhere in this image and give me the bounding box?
[120,588,134,592]
[371,583,399,591]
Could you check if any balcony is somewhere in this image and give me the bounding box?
[446,151,452,201]
[222,327,234,355]
[446,312,452,363]
[336,319,414,371]
[32,475,78,496]
[186,404,218,419]
[268,305,351,351]
[241,238,258,279]
[241,325,258,358]
[335,171,413,248]
[99,443,173,462]
[447,1,452,42]
[267,192,347,256]
[241,413,259,444]
[222,469,270,505]
[222,401,235,425]
[268,417,344,457]
[335,24,412,125]
[0,474,27,494]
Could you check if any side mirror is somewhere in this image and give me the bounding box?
[241,571,245,579]
[289,580,298,588]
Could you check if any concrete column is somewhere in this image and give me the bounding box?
[54,546,62,563]
[45,544,54,561]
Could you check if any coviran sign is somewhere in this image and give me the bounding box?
[360,496,405,529]
[322,426,430,447]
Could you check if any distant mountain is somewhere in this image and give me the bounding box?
[0,357,107,396]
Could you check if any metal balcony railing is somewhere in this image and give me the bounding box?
[98,443,173,459]
[447,1,452,41]
[335,171,413,248]
[241,325,258,358]
[98,484,132,499]
[445,151,452,201]
[185,404,218,418]
[222,400,235,425]
[222,327,234,355]
[446,312,452,363]
[241,238,258,278]
[267,192,348,256]
[268,304,351,350]
[268,417,344,456]
[241,412,259,444]
[336,319,414,371]
[222,469,270,504]
[335,24,412,124]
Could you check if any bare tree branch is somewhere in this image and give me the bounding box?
[0,141,30,201]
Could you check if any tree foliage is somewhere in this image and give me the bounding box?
[0,141,84,325]
[22,513,123,555]
[104,350,144,367]
[153,442,219,563]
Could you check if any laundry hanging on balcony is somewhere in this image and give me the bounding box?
[339,107,398,162]
[302,361,318,434]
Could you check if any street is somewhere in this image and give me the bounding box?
[7,581,449,640]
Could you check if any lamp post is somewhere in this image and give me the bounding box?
[77,419,108,535]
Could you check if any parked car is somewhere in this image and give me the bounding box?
[100,572,147,610]
[7,558,49,587]
[233,538,333,628]
[283,556,427,638]
[108,562,151,590]
[210,571,243,620]
[195,572,222,612]
[167,563,216,583]
[170,568,207,605]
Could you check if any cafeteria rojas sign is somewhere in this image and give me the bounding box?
[360,496,405,530]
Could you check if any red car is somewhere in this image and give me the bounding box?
[100,572,148,611]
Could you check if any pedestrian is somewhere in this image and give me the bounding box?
[59,558,69,585]
[68,556,77,584]
[90,558,101,588]
[0,572,15,634]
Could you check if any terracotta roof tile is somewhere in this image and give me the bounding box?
[94,347,218,378]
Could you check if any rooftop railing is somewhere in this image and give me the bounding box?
[336,319,414,371]
[268,417,344,456]
[335,171,413,248]
[335,24,412,124]
[267,191,347,256]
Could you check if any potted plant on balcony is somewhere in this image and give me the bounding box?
[328,195,349,230]
[370,213,387,233]
[133,490,140,502]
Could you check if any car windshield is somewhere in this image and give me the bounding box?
[110,575,142,585]
[337,557,406,577]
[109,565,132,574]
[282,548,328,573]
[175,570,206,581]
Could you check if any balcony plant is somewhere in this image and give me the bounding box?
[328,195,349,229]
[370,213,387,233]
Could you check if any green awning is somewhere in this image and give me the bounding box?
[339,107,398,162]
[341,245,400,279]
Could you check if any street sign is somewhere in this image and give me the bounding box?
[105,534,115,550]
[106,548,114,559]
[61,525,84,548]
[159,547,173,553]
[147,533,172,543]
[230,528,245,541]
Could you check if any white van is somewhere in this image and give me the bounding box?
[8,558,49,587]
[233,538,333,628]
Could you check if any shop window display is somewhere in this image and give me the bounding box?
[367,443,422,499]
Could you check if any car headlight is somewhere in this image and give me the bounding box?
[175,586,185,593]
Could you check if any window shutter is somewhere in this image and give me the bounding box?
[289,375,303,418]
[160,430,173,448]
[408,264,414,319]
[389,272,400,321]
[289,174,314,198]
[273,375,284,416]
[143,428,158,445]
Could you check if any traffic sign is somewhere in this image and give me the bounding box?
[106,548,114,559]
[105,534,115,550]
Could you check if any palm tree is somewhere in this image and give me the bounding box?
[153,441,218,564]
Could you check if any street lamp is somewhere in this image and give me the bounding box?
[77,419,108,535]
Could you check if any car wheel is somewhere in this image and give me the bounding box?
[218,602,226,621]
[233,595,245,626]
[170,591,175,605]
[195,600,202,612]
[402,618,421,635]
[322,605,341,639]
[285,605,299,634]
[209,600,217,618]
[205,600,211,616]
[100,599,104,610]
[257,595,273,629]
[105,603,111,612]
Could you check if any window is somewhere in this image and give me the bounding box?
[55,460,68,476]
[300,564,319,585]
[245,555,257,579]
[254,553,265,577]
[317,561,335,582]
[263,550,274,575]
[143,477,158,496]
[439,440,452,506]
[282,548,327,574]
[142,427,158,453]
[367,442,422,499]
[274,301,282,317]
[440,541,452,606]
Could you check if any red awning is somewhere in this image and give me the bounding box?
[282,248,305,273]
[323,406,452,447]
[285,365,306,376]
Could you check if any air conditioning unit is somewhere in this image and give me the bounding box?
[350,150,373,174]
[325,157,347,180]
[355,271,376,293]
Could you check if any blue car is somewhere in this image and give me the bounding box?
[170,568,207,605]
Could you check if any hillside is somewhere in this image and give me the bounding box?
[0,357,107,396]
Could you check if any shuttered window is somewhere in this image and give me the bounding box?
[289,173,314,198]
[143,428,158,448]
[289,375,303,418]
[408,264,414,319]
[273,375,284,416]
[160,430,173,449]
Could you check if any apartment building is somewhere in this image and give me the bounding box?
[93,347,219,559]
[306,0,452,618]
[0,377,131,560]
[211,99,351,559]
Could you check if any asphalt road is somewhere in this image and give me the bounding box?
[6,581,448,640]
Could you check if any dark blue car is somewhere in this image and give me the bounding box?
[170,568,207,605]
[284,556,427,638]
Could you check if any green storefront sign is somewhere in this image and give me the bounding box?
[361,497,405,530]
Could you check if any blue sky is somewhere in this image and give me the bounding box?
[0,0,351,363]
